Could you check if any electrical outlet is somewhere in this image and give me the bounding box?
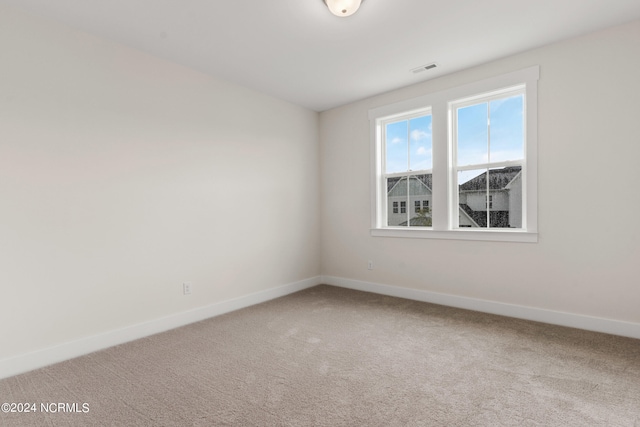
[367,260,373,270]
[183,282,192,295]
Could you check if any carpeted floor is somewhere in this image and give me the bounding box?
[1,285,639,426]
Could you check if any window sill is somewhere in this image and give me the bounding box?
[370,228,538,243]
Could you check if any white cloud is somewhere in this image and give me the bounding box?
[391,137,404,144]
[410,129,430,141]
[416,147,431,156]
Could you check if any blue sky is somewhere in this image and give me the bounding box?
[457,94,524,168]
[385,115,432,174]
[385,94,523,183]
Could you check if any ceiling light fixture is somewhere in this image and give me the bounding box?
[323,0,363,17]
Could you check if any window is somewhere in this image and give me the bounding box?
[415,200,430,214]
[382,110,432,227]
[485,195,493,210]
[369,67,538,242]
[453,88,524,229]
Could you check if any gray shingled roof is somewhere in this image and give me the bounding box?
[459,166,521,191]
[387,174,432,193]
[459,204,510,228]
[387,168,519,193]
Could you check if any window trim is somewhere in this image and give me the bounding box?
[369,66,539,243]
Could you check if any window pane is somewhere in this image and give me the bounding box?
[458,169,488,228]
[458,167,523,228]
[409,115,432,171]
[488,166,523,228]
[387,176,407,226]
[408,174,432,227]
[386,175,432,227]
[457,103,488,167]
[385,121,408,174]
[489,95,524,162]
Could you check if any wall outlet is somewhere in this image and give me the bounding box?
[183,282,192,295]
[367,260,373,270]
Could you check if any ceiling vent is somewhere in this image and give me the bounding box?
[411,63,438,74]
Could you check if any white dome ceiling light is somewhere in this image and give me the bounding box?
[323,0,363,17]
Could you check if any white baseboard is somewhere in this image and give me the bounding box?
[322,275,640,340]
[0,276,322,380]
[3,275,637,380]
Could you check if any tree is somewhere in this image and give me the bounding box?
[413,207,432,226]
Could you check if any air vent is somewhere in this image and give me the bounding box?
[411,63,438,74]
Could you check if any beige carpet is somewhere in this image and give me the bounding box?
[1,285,639,426]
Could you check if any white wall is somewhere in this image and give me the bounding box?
[320,20,640,325]
[2,4,638,375]
[0,5,320,362]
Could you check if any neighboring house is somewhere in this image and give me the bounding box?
[387,175,432,226]
[458,166,522,228]
[387,166,522,228]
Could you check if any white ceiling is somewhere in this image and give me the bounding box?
[3,0,640,111]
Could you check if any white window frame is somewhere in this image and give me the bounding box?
[379,107,433,228]
[451,85,525,229]
[369,66,539,243]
